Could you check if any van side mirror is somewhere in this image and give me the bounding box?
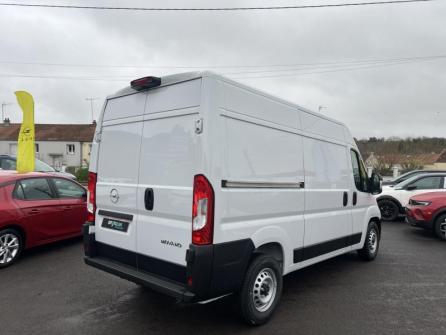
[406,185,417,191]
[369,172,382,195]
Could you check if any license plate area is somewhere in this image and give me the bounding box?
[102,218,129,232]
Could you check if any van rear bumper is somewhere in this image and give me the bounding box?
[85,255,196,302]
[83,223,254,302]
[83,223,195,302]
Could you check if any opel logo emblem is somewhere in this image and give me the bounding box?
[110,189,119,203]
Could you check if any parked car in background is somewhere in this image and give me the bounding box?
[0,171,87,268]
[406,192,446,241]
[382,169,446,186]
[0,155,76,180]
[376,173,446,221]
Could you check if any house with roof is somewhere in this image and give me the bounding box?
[0,119,96,169]
[364,150,446,176]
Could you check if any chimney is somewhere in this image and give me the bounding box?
[3,117,10,126]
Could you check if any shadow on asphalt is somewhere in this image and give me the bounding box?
[21,236,83,260]
[80,252,366,332]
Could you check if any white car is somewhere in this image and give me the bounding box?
[377,173,446,221]
[83,71,382,325]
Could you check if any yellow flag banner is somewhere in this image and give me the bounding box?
[15,91,35,173]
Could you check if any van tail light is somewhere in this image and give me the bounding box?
[192,175,214,245]
[87,172,97,222]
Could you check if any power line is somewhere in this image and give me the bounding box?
[224,55,446,75]
[0,54,444,81]
[0,56,443,82]
[0,73,128,81]
[233,57,443,79]
[0,0,439,11]
[1,54,446,71]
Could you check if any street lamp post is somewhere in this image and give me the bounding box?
[85,97,99,123]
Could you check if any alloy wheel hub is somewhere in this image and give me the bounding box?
[440,220,446,237]
[0,234,19,264]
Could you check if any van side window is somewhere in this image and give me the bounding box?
[350,150,369,192]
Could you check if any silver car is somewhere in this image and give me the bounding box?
[0,155,76,180]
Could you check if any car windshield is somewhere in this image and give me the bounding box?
[394,171,418,183]
[34,159,56,172]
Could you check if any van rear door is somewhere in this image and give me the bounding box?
[136,79,201,267]
[94,92,147,253]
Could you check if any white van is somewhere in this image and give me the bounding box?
[83,71,382,325]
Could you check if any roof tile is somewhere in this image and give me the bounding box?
[0,123,96,142]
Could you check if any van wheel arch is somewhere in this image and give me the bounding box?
[252,242,284,273]
[369,217,382,236]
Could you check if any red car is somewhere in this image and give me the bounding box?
[406,192,446,241]
[0,171,87,268]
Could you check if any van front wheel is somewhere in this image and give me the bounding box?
[238,254,283,326]
[358,222,380,261]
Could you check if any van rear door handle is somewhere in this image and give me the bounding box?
[353,192,358,206]
[144,188,154,211]
[343,192,348,207]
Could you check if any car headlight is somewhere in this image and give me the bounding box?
[409,199,431,206]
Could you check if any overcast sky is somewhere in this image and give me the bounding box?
[0,0,445,139]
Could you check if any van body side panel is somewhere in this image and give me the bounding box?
[216,82,305,272]
[95,93,147,252]
[85,72,381,301]
[302,136,352,250]
[136,79,202,266]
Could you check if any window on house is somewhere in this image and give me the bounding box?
[67,144,75,155]
[9,143,17,155]
[35,143,39,153]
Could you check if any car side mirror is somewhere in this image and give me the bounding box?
[369,172,382,195]
[406,185,417,191]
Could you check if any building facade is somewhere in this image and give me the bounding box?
[0,121,96,169]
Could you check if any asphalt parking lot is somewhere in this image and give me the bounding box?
[2,221,445,335]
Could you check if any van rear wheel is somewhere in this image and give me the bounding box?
[238,254,282,326]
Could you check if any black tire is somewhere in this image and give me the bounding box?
[378,199,399,221]
[238,254,283,326]
[358,222,380,261]
[0,228,23,269]
[434,214,446,241]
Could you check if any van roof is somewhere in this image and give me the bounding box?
[108,71,347,129]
